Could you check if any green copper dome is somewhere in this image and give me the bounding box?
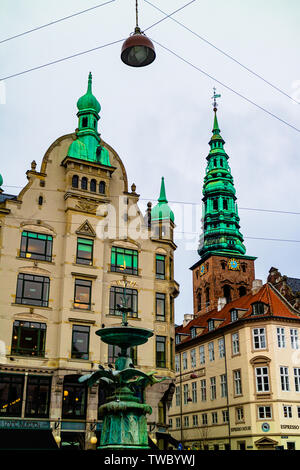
[0,174,3,187]
[77,72,101,114]
[151,177,174,222]
[198,107,246,258]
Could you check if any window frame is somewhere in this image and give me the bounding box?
[71,324,90,360]
[76,237,94,266]
[25,375,52,418]
[16,273,50,307]
[109,285,138,318]
[156,335,166,368]
[252,327,266,350]
[155,292,166,321]
[73,278,92,310]
[155,254,166,280]
[280,366,290,392]
[20,231,53,262]
[255,366,270,393]
[11,320,46,357]
[110,246,138,276]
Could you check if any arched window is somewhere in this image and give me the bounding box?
[38,196,43,206]
[72,175,79,188]
[90,179,96,192]
[223,284,231,303]
[221,260,226,270]
[99,181,105,194]
[239,286,247,297]
[81,177,88,190]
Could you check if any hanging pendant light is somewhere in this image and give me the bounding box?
[121,0,156,67]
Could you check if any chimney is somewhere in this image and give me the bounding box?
[183,314,194,327]
[252,279,263,294]
[217,297,227,311]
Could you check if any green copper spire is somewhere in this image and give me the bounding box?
[67,73,111,166]
[198,93,246,258]
[151,177,174,222]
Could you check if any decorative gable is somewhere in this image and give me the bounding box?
[75,219,96,238]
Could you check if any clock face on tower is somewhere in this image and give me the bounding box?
[200,264,206,276]
[228,258,240,270]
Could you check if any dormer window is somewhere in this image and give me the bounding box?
[191,328,196,339]
[175,334,181,345]
[252,302,265,315]
[231,309,238,322]
[208,319,215,331]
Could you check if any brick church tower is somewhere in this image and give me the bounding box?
[191,92,256,316]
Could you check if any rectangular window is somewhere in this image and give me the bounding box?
[25,375,52,418]
[255,367,270,392]
[176,417,181,428]
[258,406,272,419]
[169,257,173,280]
[208,342,215,361]
[156,293,166,321]
[280,366,290,391]
[221,374,227,398]
[184,416,189,427]
[183,384,189,405]
[111,246,138,275]
[192,381,197,403]
[210,377,216,400]
[190,348,196,368]
[155,254,165,279]
[182,352,188,370]
[16,273,50,307]
[76,238,93,265]
[208,319,215,331]
[20,231,53,262]
[175,354,180,373]
[193,414,198,426]
[290,329,299,350]
[277,327,285,348]
[202,413,208,425]
[199,345,205,364]
[169,418,173,428]
[223,410,229,423]
[156,336,166,368]
[175,386,181,406]
[109,286,138,318]
[232,332,240,355]
[212,412,218,424]
[71,325,90,360]
[170,338,174,369]
[283,405,292,418]
[218,338,225,358]
[0,373,24,417]
[294,368,300,392]
[11,321,46,357]
[234,370,242,396]
[108,345,137,365]
[74,279,92,310]
[231,309,238,322]
[252,327,266,349]
[236,407,244,422]
[200,379,206,401]
[170,296,174,323]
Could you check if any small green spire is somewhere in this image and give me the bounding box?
[77,72,101,114]
[158,176,167,203]
[212,109,220,134]
[151,177,174,223]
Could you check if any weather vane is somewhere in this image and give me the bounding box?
[212,87,221,111]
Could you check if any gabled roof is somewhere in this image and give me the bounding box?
[176,283,300,344]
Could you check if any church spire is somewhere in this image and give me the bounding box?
[198,91,246,258]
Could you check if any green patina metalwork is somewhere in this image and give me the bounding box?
[79,276,165,449]
[198,106,246,258]
[67,73,111,166]
[151,176,174,223]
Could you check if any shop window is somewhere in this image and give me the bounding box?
[16,273,50,307]
[25,375,51,417]
[73,279,92,310]
[71,325,90,360]
[109,286,138,318]
[62,376,87,420]
[11,321,46,357]
[0,373,24,417]
[20,231,53,262]
[76,238,93,265]
[110,246,138,275]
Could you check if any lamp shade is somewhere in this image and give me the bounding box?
[121,28,156,67]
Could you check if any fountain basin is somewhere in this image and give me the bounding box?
[96,325,153,349]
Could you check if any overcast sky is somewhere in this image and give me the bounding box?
[1,0,299,324]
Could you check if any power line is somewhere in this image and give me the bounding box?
[152,39,300,133]
[144,0,300,106]
[143,0,196,33]
[2,185,300,216]
[0,0,116,45]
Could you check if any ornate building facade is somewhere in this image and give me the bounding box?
[0,74,179,450]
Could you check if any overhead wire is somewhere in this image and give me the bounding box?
[144,0,300,106]
[0,0,116,44]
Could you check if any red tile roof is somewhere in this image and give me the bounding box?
[176,283,300,343]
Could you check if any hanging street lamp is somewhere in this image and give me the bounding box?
[121,0,156,67]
